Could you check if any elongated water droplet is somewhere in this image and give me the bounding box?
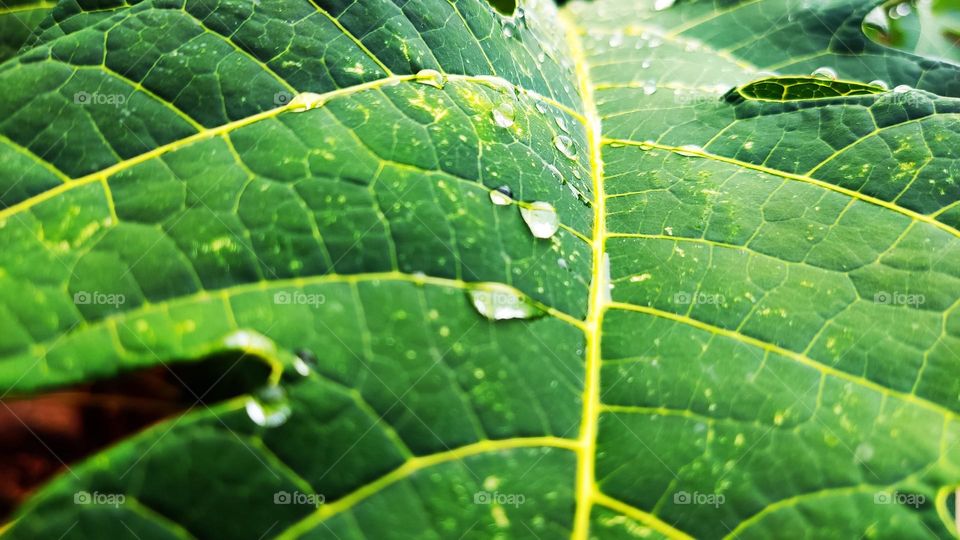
[474,75,517,100]
[536,101,548,113]
[288,92,327,112]
[676,144,703,157]
[869,79,889,90]
[893,84,912,93]
[643,82,657,95]
[293,348,315,376]
[554,135,578,160]
[469,285,541,320]
[492,102,516,128]
[811,67,838,80]
[415,69,446,89]
[654,0,675,11]
[520,201,560,238]
[555,116,569,133]
[246,385,291,428]
[489,185,513,205]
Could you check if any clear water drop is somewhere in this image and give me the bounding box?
[288,92,327,112]
[676,144,703,157]
[415,69,446,89]
[520,201,560,238]
[643,83,657,95]
[609,33,624,47]
[893,84,912,93]
[245,385,291,428]
[811,67,838,80]
[489,185,513,205]
[553,135,578,160]
[474,75,518,100]
[557,258,568,269]
[293,348,315,376]
[536,101,548,113]
[654,0,675,10]
[555,116,569,133]
[492,102,516,128]
[469,285,541,320]
[869,79,889,90]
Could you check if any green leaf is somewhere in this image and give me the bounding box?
[2,0,960,538]
[0,0,52,63]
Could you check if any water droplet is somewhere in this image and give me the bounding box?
[245,385,291,428]
[489,185,513,205]
[288,92,327,112]
[415,69,446,89]
[641,60,652,69]
[474,75,517,100]
[469,285,541,320]
[555,116,569,132]
[553,135,578,160]
[654,0,675,10]
[520,201,560,238]
[293,348,315,376]
[643,82,657,95]
[535,101,548,113]
[676,144,703,157]
[893,84,912,93]
[492,102,516,128]
[557,258,568,269]
[869,79,889,90]
[811,67,838,80]
[609,33,624,47]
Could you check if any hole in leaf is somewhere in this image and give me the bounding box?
[485,0,517,16]
[863,0,960,64]
[0,352,271,522]
[725,76,887,103]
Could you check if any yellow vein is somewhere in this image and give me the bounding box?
[562,14,607,540]
[0,0,54,15]
[307,0,393,76]
[607,301,959,421]
[594,492,694,540]
[275,436,580,538]
[0,133,71,183]
[604,138,960,240]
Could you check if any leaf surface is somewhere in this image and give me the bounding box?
[2,0,960,538]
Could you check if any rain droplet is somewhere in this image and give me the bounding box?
[811,67,838,80]
[474,75,518,100]
[536,101,548,113]
[288,92,327,112]
[555,116,569,133]
[293,348,315,376]
[557,258,568,269]
[654,0,675,10]
[489,185,513,205]
[492,102,516,128]
[676,144,703,157]
[869,79,889,90]
[643,82,657,95]
[245,385,291,428]
[415,69,446,89]
[893,84,912,93]
[609,32,624,47]
[553,135,578,160]
[469,285,541,320]
[520,201,560,238]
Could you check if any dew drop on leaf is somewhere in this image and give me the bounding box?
[520,201,560,238]
[811,67,838,80]
[288,92,327,112]
[536,101,548,113]
[893,84,912,93]
[246,385,291,428]
[676,144,703,157]
[869,79,889,90]
[553,135,578,160]
[555,116,569,132]
[468,285,541,320]
[654,0,675,11]
[489,185,513,205]
[492,102,516,128]
[415,69,446,89]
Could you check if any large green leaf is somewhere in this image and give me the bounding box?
[2,0,960,538]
